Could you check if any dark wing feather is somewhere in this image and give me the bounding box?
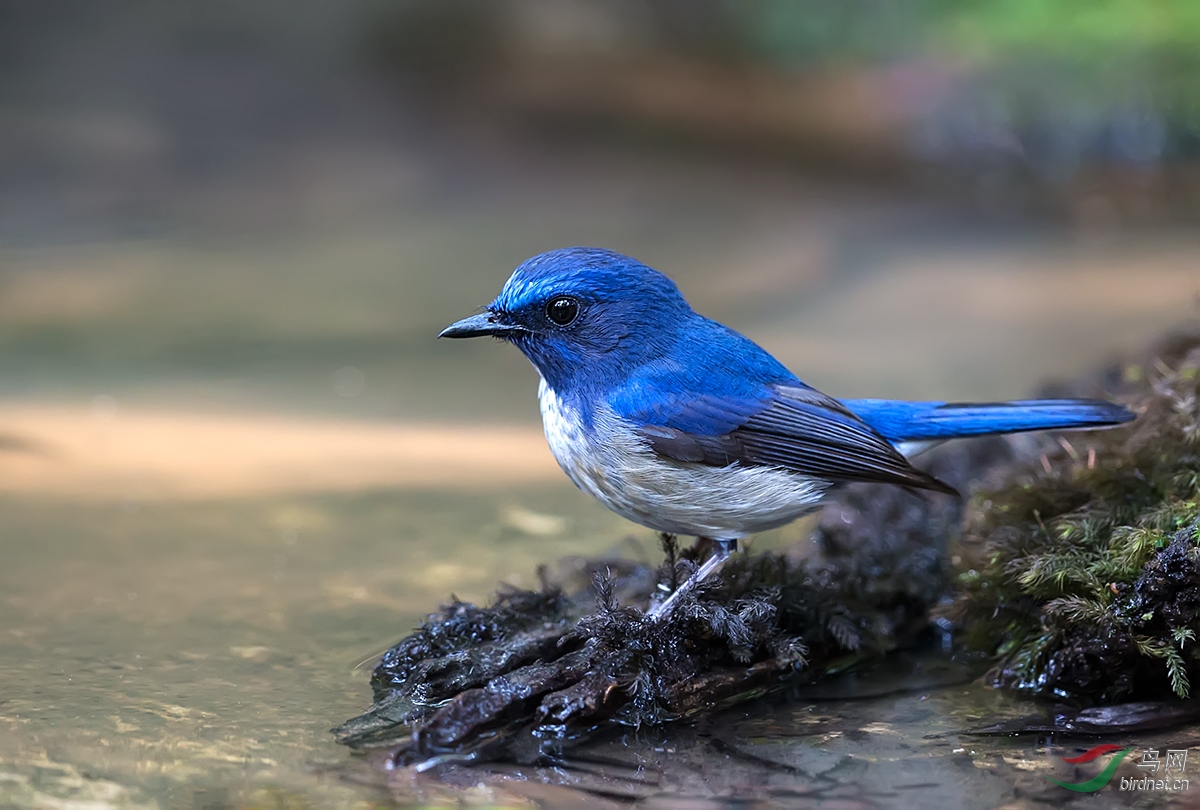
[636,385,957,495]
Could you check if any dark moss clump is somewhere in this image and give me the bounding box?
[952,334,1200,704]
[371,586,570,699]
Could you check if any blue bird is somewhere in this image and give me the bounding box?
[440,247,1135,617]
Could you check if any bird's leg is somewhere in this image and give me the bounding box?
[649,538,737,621]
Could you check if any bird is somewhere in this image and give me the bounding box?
[439,247,1135,618]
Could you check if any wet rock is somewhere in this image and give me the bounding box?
[966,700,1200,736]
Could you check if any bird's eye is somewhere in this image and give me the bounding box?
[545,296,580,326]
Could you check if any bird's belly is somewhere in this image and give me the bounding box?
[538,379,830,540]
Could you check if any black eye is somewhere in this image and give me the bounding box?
[545,296,580,326]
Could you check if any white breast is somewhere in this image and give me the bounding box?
[537,377,831,541]
[538,378,594,490]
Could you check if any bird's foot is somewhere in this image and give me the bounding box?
[649,538,736,622]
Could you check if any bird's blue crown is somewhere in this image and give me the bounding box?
[488,248,696,391]
[493,247,686,314]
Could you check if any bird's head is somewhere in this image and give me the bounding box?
[440,247,694,391]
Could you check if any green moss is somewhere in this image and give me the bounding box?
[953,335,1200,703]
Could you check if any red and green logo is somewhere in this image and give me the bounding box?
[1047,744,1135,792]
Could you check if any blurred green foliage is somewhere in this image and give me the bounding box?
[934,0,1200,62]
[712,0,1200,158]
[723,0,1200,65]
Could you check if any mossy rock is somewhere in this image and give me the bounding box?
[952,331,1200,704]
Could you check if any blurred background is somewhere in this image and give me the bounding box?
[1,2,1199,807]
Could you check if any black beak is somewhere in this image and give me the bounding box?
[438,311,528,339]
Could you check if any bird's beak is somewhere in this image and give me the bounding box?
[438,311,528,339]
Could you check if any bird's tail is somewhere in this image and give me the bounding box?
[843,398,1135,443]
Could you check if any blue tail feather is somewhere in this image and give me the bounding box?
[843,398,1135,443]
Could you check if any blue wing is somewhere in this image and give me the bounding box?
[609,371,957,494]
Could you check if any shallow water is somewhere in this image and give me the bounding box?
[3,164,1199,807]
[0,488,626,808]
